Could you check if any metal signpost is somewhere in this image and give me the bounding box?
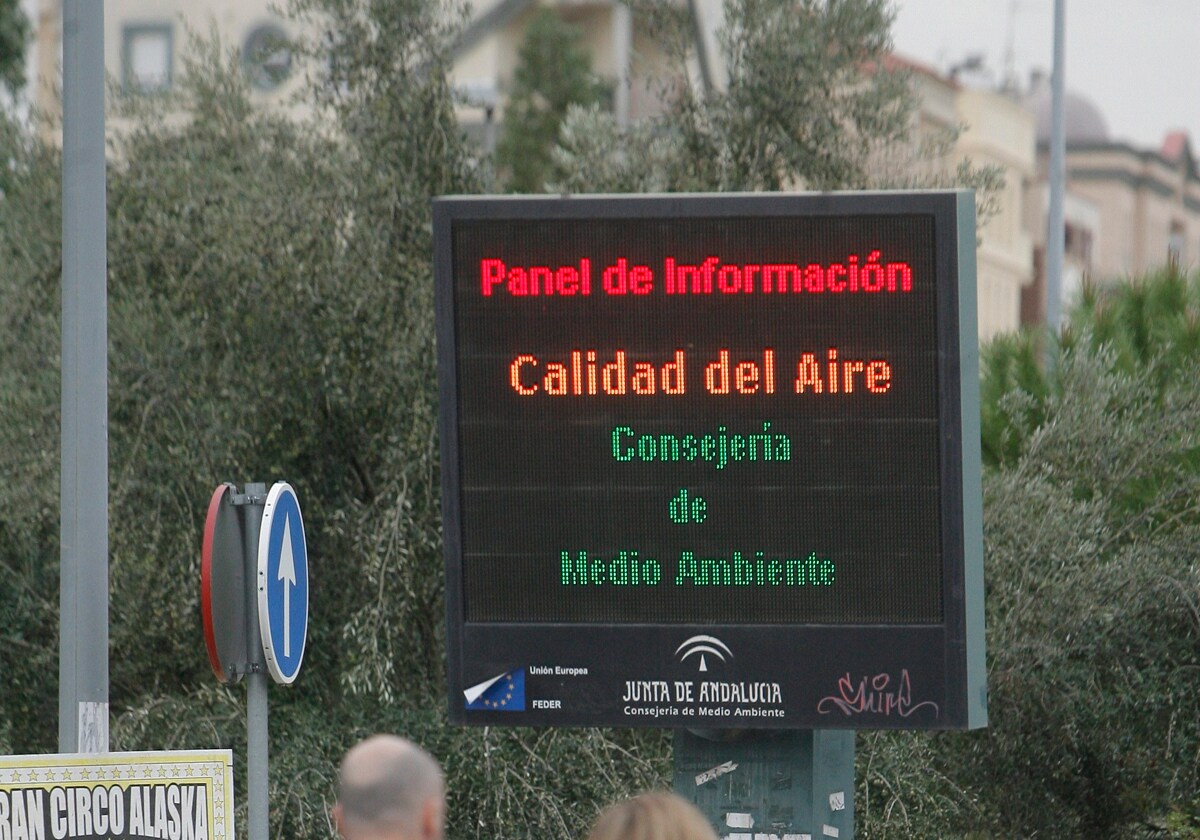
[1046,0,1067,331]
[59,0,109,756]
[434,192,986,839]
[201,481,308,840]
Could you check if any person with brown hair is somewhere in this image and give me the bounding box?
[586,791,718,840]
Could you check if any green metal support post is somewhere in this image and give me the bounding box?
[675,730,855,839]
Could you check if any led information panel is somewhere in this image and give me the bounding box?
[435,192,986,730]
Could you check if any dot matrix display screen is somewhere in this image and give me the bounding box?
[437,193,973,629]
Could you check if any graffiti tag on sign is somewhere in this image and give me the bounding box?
[816,669,940,719]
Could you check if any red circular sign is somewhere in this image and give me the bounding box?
[201,483,244,683]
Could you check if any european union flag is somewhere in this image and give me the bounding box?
[464,669,526,711]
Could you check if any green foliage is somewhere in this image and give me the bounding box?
[691,0,911,190]
[864,269,1200,837]
[0,0,28,93]
[2,10,664,840]
[549,0,1002,227]
[0,107,62,748]
[1069,267,1200,385]
[106,73,362,706]
[4,0,1199,836]
[495,9,609,192]
[960,342,1200,836]
[113,689,670,839]
[978,329,1053,468]
[981,268,1200,469]
[1165,802,1200,839]
[856,730,987,837]
[553,0,943,195]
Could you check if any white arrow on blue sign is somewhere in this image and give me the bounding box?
[257,482,309,684]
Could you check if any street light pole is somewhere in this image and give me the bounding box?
[1046,0,1066,331]
[59,0,110,754]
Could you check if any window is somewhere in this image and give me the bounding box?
[122,24,173,93]
[243,24,292,92]
[1064,223,1093,265]
[1169,220,1185,269]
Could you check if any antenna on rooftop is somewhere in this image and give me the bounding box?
[1003,0,1019,91]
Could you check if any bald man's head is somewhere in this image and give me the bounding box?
[335,736,445,840]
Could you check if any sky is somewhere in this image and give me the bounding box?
[891,0,1200,152]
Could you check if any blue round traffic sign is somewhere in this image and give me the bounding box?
[257,482,309,684]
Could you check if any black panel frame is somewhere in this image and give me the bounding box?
[434,192,982,730]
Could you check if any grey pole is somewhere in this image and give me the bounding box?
[237,482,271,840]
[247,673,270,840]
[240,484,270,840]
[686,0,714,97]
[613,1,632,128]
[59,0,109,754]
[1045,0,1066,331]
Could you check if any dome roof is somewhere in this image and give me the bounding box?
[1023,74,1109,144]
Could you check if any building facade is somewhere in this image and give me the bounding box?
[901,58,1036,341]
[33,0,299,129]
[1062,137,1200,279]
[1021,79,1200,322]
[956,86,1036,341]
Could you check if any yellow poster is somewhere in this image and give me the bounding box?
[0,750,233,840]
